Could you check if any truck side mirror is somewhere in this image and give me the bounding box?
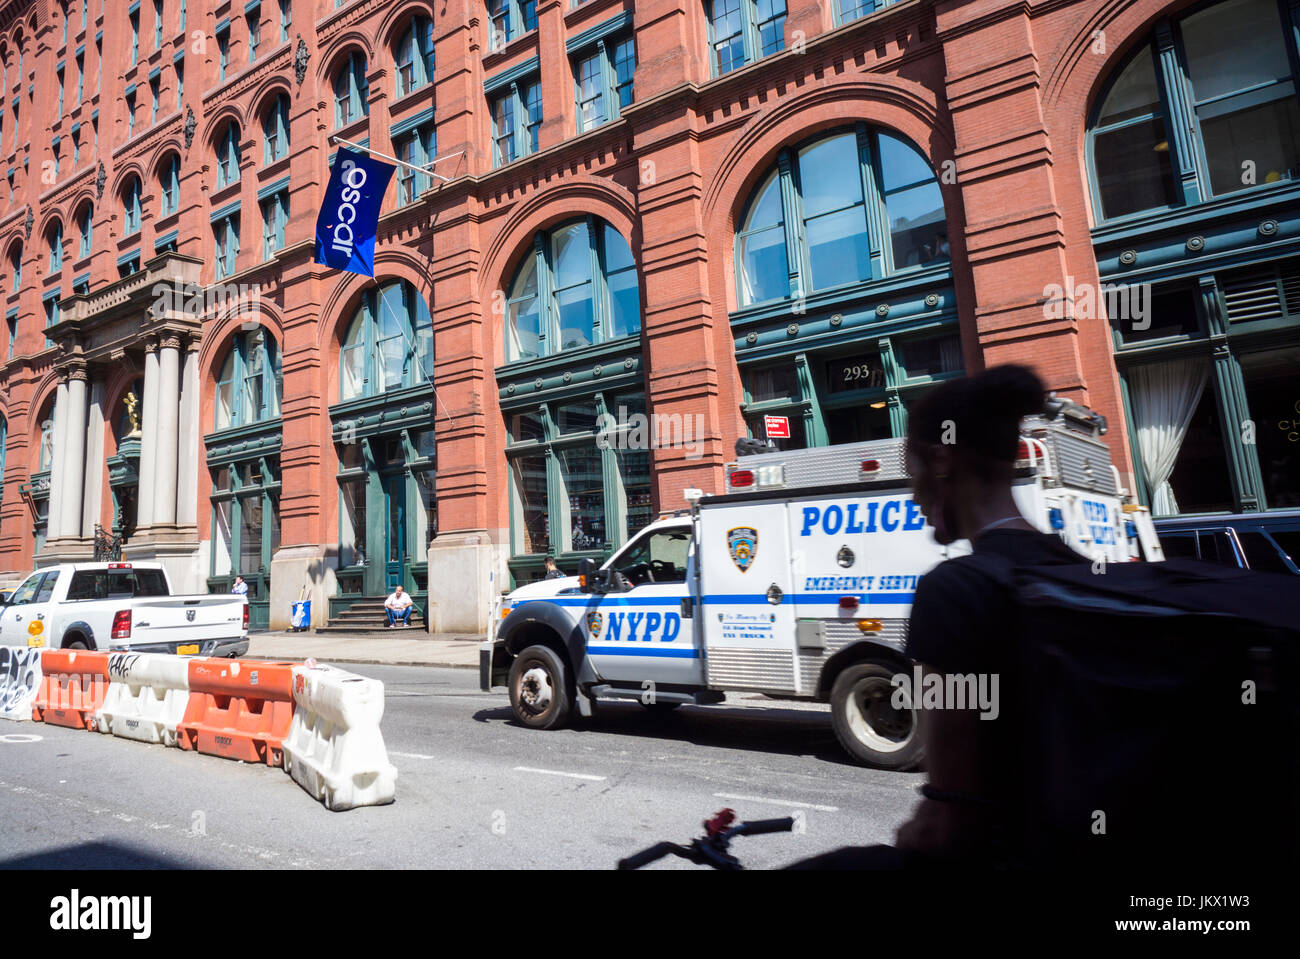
[577,558,599,593]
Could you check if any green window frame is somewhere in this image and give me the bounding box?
[208,457,282,608]
[504,217,640,363]
[279,0,291,42]
[734,124,949,309]
[260,189,287,259]
[9,243,22,292]
[1086,0,1300,222]
[57,65,64,116]
[836,0,889,24]
[75,53,83,103]
[175,57,184,110]
[490,77,541,168]
[77,202,93,258]
[214,327,282,430]
[487,0,537,51]
[217,26,230,81]
[159,153,180,215]
[216,121,241,186]
[573,35,635,133]
[123,177,142,234]
[248,2,261,62]
[47,221,63,271]
[338,279,435,401]
[213,212,240,279]
[334,51,369,127]
[263,93,289,163]
[395,16,435,97]
[150,75,159,124]
[706,0,785,77]
[154,0,162,48]
[129,7,139,65]
[394,123,436,205]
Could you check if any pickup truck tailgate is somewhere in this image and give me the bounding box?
[129,596,246,643]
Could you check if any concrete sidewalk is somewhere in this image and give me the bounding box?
[247,629,483,668]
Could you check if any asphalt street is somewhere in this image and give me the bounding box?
[0,664,922,870]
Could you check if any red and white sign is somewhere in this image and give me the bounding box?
[764,415,790,439]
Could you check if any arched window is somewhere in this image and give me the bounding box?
[77,201,93,257]
[735,126,948,308]
[122,176,142,234]
[215,121,241,187]
[215,327,282,430]
[158,153,180,215]
[333,51,369,127]
[395,16,435,97]
[47,220,63,271]
[504,218,639,362]
[8,242,21,292]
[1088,0,1300,220]
[339,279,433,401]
[263,93,290,164]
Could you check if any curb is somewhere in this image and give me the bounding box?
[245,655,478,670]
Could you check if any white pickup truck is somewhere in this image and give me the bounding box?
[0,562,249,657]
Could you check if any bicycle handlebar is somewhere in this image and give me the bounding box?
[618,813,797,870]
[730,816,796,837]
[616,842,687,871]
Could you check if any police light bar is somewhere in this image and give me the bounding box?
[727,464,785,491]
[107,563,132,569]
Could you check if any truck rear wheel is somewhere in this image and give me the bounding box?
[830,662,923,770]
[508,645,572,730]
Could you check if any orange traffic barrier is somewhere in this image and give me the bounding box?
[177,659,296,766]
[33,650,112,730]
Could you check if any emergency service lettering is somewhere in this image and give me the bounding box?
[603,611,682,643]
[1081,499,1117,546]
[799,498,926,537]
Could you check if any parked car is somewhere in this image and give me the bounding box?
[1152,510,1300,575]
[0,562,249,655]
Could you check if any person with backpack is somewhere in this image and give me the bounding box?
[894,364,1075,865]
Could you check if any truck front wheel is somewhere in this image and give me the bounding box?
[830,662,924,770]
[508,645,572,730]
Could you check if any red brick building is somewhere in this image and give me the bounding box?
[1,0,1297,630]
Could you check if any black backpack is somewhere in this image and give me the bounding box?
[978,555,1300,871]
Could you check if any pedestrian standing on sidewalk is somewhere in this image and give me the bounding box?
[544,557,565,580]
[385,585,415,628]
[231,575,248,597]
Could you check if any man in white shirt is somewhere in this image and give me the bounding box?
[231,575,248,596]
[385,585,415,628]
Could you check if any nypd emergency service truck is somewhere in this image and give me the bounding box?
[481,401,1162,768]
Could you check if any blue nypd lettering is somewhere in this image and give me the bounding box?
[799,498,927,537]
[1081,499,1117,546]
[602,611,683,643]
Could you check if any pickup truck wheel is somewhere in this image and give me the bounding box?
[63,638,88,651]
[830,662,923,770]
[508,645,572,730]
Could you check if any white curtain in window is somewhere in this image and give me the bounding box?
[1128,357,1210,516]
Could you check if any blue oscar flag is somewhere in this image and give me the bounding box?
[314,146,396,277]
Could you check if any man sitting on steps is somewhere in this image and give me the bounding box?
[384,585,416,628]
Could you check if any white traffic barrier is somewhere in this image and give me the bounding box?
[0,647,43,722]
[95,651,192,745]
[283,663,397,811]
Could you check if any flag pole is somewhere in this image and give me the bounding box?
[329,135,463,182]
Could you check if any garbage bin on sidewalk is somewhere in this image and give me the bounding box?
[290,600,311,632]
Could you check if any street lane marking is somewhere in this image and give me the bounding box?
[713,792,838,812]
[390,751,439,760]
[514,766,606,782]
[0,734,42,743]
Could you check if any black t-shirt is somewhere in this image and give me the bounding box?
[906,528,1085,674]
[905,528,1087,859]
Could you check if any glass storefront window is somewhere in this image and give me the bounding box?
[340,478,367,566]
[898,335,963,378]
[239,495,263,575]
[212,500,233,576]
[510,454,549,554]
[556,403,598,434]
[509,410,544,443]
[824,404,892,445]
[745,363,799,403]
[558,445,605,550]
[745,410,806,449]
[415,470,437,547]
[1164,381,1235,514]
[825,351,887,393]
[1242,346,1300,508]
[616,448,652,540]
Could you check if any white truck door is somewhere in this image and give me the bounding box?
[0,569,60,647]
[585,524,702,687]
[697,500,798,694]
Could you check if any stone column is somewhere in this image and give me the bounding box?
[58,368,89,539]
[81,379,107,538]
[46,378,69,543]
[175,340,200,527]
[153,335,181,527]
[137,343,160,528]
